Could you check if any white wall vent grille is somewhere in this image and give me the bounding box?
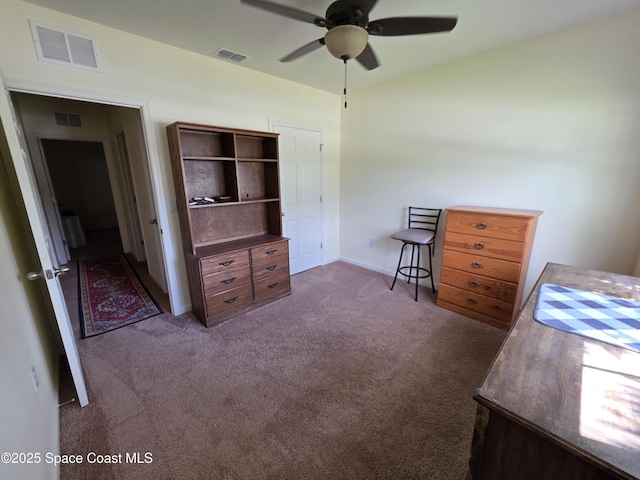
[30,21,101,71]
[214,48,248,63]
[54,112,82,127]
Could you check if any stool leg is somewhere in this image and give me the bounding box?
[428,243,435,293]
[390,243,406,291]
[414,245,420,301]
[408,244,416,284]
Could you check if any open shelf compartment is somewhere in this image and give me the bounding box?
[237,161,280,201]
[180,129,235,158]
[236,134,278,160]
[183,159,238,203]
[190,203,282,247]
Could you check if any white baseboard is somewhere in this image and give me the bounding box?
[337,257,395,278]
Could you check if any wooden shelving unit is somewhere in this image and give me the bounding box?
[167,121,291,327]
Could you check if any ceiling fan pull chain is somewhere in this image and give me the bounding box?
[343,58,348,109]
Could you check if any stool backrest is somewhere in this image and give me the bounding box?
[408,207,442,234]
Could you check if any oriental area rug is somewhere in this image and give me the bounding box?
[78,255,162,338]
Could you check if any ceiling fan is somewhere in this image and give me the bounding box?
[241,0,458,70]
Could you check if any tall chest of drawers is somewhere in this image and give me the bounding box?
[436,206,542,330]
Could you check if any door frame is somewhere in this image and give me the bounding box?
[4,75,180,314]
[269,119,325,273]
[114,131,146,262]
[32,136,71,264]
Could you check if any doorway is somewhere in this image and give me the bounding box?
[11,91,171,338]
[11,91,168,289]
[40,139,123,260]
[1,76,182,406]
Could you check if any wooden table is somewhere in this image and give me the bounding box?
[469,262,640,480]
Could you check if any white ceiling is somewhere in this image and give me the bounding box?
[24,0,640,94]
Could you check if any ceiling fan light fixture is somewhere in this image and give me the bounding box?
[324,24,368,60]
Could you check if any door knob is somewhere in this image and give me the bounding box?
[26,264,69,281]
[26,271,45,281]
[149,218,158,225]
[54,265,70,276]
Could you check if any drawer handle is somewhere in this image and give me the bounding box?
[267,282,280,289]
[265,249,277,255]
[476,223,487,229]
[223,296,238,304]
[466,298,477,304]
[221,277,236,285]
[265,264,278,271]
[471,262,483,269]
[219,260,234,266]
[468,280,481,287]
[474,242,485,249]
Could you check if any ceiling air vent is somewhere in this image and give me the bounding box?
[54,112,82,127]
[30,21,101,71]
[213,48,248,63]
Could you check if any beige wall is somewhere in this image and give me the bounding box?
[340,7,640,296]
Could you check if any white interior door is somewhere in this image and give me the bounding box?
[273,123,323,274]
[0,78,88,406]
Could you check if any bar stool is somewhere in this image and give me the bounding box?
[390,207,442,301]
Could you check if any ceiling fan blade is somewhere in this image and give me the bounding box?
[241,0,327,26]
[279,38,325,62]
[368,16,457,36]
[356,43,379,70]
[359,0,380,16]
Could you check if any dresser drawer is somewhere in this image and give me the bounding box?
[251,240,289,263]
[205,283,253,318]
[254,271,291,301]
[440,267,517,304]
[203,265,251,297]
[438,284,513,323]
[252,253,290,281]
[446,212,531,242]
[201,250,250,276]
[444,231,525,262]
[442,249,521,283]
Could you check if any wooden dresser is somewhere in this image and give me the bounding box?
[436,206,542,330]
[184,236,290,326]
[469,263,640,480]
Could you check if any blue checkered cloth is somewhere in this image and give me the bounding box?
[534,283,640,353]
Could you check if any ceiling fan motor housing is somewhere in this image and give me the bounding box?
[325,0,369,28]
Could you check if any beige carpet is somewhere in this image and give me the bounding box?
[59,260,506,480]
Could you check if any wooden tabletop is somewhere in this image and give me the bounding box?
[475,262,640,479]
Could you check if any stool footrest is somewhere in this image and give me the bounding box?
[397,266,432,280]
[390,241,436,301]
